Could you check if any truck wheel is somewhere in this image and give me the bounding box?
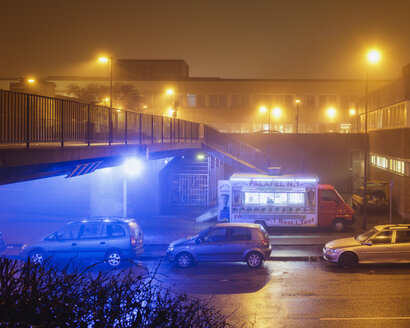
[338,252,358,269]
[332,219,346,233]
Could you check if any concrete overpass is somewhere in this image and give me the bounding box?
[0,89,268,185]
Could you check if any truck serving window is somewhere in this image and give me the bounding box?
[288,193,305,204]
[244,192,305,205]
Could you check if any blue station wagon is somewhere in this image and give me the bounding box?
[19,218,144,268]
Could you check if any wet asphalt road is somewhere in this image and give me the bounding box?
[129,259,410,328]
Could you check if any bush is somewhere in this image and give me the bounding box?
[0,257,232,327]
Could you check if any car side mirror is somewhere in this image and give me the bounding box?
[196,238,201,244]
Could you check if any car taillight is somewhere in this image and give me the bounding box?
[130,235,137,247]
[262,239,269,247]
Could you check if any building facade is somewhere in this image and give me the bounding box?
[355,63,410,218]
[41,59,390,134]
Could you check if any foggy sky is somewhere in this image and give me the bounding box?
[1,0,409,80]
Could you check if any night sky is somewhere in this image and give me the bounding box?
[1,0,409,80]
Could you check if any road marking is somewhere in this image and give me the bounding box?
[320,317,410,321]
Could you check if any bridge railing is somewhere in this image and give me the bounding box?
[1,89,268,170]
[0,90,200,147]
[203,125,269,171]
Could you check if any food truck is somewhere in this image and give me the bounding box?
[218,173,354,232]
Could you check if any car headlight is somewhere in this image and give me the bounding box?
[167,246,174,252]
[327,248,338,253]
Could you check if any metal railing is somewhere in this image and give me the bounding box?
[0,89,268,170]
[203,125,269,171]
[0,90,200,147]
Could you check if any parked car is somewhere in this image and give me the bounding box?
[167,223,271,268]
[323,224,410,268]
[352,181,388,212]
[19,218,144,268]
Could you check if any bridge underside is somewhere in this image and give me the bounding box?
[0,142,202,185]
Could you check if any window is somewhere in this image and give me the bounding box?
[81,223,103,239]
[370,153,407,176]
[395,230,410,243]
[274,193,287,204]
[321,190,338,202]
[209,95,218,107]
[371,231,392,244]
[106,224,125,238]
[196,95,205,107]
[56,224,81,240]
[245,192,259,204]
[187,94,197,107]
[204,228,227,242]
[230,227,252,241]
[259,193,274,204]
[288,193,305,205]
[231,95,241,108]
[219,95,227,108]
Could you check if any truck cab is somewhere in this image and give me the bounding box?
[318,184,355,232]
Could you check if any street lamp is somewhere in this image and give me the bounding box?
[259,105,272,166]
[363,49,381,229]
[295,99,301,133]
[99,56,113,145]
[166,88,178,118]
[259,106,270,131]
[349,108,357,132]
[327,107,336,119]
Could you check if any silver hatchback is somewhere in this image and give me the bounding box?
[19,218,144,268]
[166,223,272,268]
[323,224,410,268]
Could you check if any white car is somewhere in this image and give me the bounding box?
[323,224,410,268]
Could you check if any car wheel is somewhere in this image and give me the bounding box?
[106,250,123,268]
[176,252,193,268]
[246,252,263,268]
[338,252,359,269]
[29,250,46,265]
[332,219,346,233]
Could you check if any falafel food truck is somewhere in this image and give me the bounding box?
[218,173,354,232]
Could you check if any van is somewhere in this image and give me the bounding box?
[218,173,355,232]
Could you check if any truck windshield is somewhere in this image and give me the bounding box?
[355,228,378,242]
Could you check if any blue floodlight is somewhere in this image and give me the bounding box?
[122,157,144,177]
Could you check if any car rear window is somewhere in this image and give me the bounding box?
[128,221,142,238]
[106,224,125,237]
[395,230,410,243]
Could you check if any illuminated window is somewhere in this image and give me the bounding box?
[245,192,259,204]
[274,193,288,204]
[259,193,275,204]
[187,94,197,107]
[371,153,407,176]
[288,193,305,205]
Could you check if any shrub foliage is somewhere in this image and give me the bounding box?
[0,258,232,327]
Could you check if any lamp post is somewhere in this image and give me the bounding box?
[99,56,113,145]
[295,99,301,133]
[362,49,381,229]
[259,105,271,166]
[166,88,178,118]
